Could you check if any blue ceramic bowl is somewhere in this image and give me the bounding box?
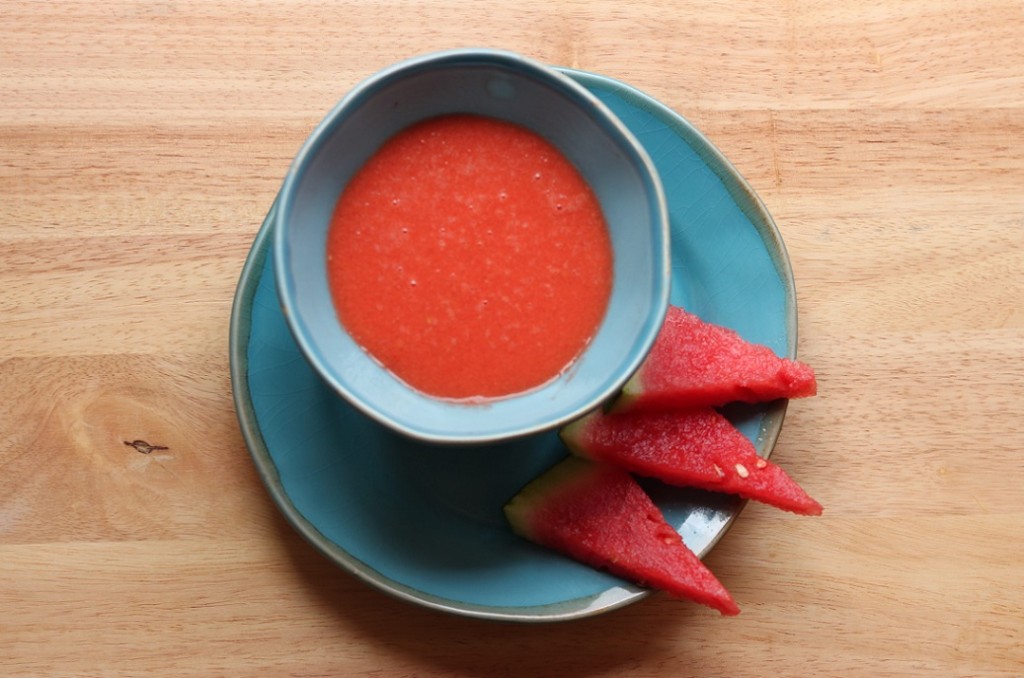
[274,49,670,444]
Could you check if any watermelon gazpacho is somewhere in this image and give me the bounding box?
[612,306,816,413]
[504,456,740,615]
[326,114,613,401]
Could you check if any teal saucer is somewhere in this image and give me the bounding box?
[229,69,796,622]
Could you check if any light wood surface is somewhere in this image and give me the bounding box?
[2,1,1022,676]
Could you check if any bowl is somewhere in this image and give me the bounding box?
[274,49,670,444]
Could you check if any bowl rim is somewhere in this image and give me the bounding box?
[272,48,670,445]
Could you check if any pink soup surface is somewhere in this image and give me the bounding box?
[326,114,613,400]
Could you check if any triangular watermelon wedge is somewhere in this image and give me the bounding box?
[612,306,816,413]
[504,456,740,615]
[561,408,823,516]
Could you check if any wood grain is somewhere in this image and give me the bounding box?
[2,0,1022,676]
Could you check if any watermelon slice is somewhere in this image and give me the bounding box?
[612,306,816,413]
[561,408,823,516]
[504,456,740,615]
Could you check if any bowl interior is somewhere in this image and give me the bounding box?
[275,51,668,443]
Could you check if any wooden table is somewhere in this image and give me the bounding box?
[3,1,1022,675]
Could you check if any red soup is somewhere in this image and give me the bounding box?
[326,114,613,400]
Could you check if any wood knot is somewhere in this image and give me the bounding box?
[124,440,168,455]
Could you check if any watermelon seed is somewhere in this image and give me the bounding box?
[735,463,749,478]
[756,458,768,469]
[713,464,725,478]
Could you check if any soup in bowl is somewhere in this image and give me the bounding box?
[274,49,670,444]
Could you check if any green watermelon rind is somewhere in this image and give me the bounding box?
[504,456,592,541]
[558,412,597,459]
[608,372,643,413]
